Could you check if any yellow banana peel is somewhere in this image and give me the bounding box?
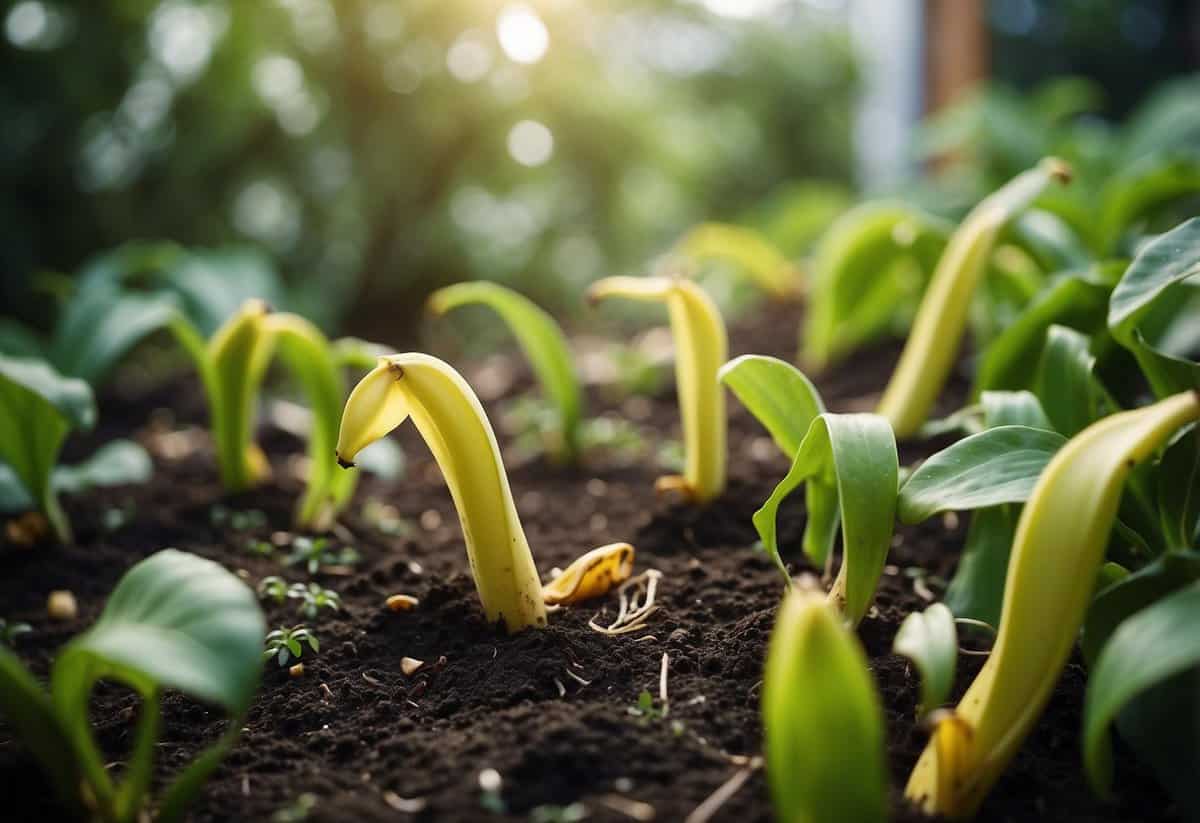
[337,354,548,632]
[587,276,727,503]
[905,390,1200,817]
[543,543,635,606]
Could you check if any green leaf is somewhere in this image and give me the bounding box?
[165,247,288,338]
[763,588,887,823]
[0,354,96,541]
[52,440,153,495]
[718,355,825,457]
[803,201,951,369]
[944,506,1019,627]
[1083,581,1200,802]
[753,413,898,627]
[897,426,1066,524]
[979,390,1053,430]
[52,549,264,820]
[1099,156,1200,252]
[878,158,1071,437]
[1108,218,1200,397]
[430,282,583,461]
[1001,209,1090,274]
[973,263,1122,395]
[894,602,957,719]
[1034,325,1116,437]
[1157,425,1200,549]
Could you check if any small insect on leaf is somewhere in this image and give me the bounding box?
[542,543,635,606]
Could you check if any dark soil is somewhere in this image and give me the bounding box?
[0,300,1176,822]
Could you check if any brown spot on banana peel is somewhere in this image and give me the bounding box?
[336,454,355,469]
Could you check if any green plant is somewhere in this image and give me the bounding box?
[721,355,898,628]
[587,276,727,503]
[877,158,1072,437]
[336,353,548,632]
[287,583,341,620]
[284,537,360,575]
[428,282,583,463]
[0,618,32,646]
[257,576,289,604]
[893,602,958,720]
[0,354,95,543]
[671,222,801,299]
[0,549,264,822]
[264,625,319,668]
[763,583,887,823]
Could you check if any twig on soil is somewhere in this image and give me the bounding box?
[382,791,428,813]
[682,757,763,823]
[565,668,592,687]
[554,677,566,698]
[588,569,662,635]
[659,653,670,716]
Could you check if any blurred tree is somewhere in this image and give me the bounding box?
[0,0,857,339]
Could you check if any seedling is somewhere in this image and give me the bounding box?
[284,536,360,574]
[877,158,1072,437]
[672,222,801,298]
[722,356,897,627]
[0,549,264,823]
[264,625,320,668]
[894,603,958,719]
[627,690,665,722]
[763,583,887,823]
[587,276,727,503]
[0,354,96,542]
[288,582,341,619]
[0,618,32,646]
[258,576,289,604]
[427,282,584,462]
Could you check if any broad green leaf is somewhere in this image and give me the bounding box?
[0,354,96,541]
[52,549,265,820]
[51,283,178,385]
[429,281,583,461]
[894,602,957,719]
[165,247,288,338]
[1157,425,1200,549]
[1081,550,1200,666]
[754,413,897,627]
[980,390,1053,430]
[973,263,1122,395]
[879,158,1071,437]
[1120,76,1200,164]
[763,588,887,823]
[718,354,825,457]
[52,440,153,495]
[674,222,800,298]
[898,426,1066,524]
[1034,324,1116,437]
[945,506,1019,627]
[1099,156,1200,252]
[1083,581,1200,802]
[904,390,1200,818]
[1108,218,1200,397]
[803,201,950,369]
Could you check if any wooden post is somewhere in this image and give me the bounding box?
[924,0,989,113]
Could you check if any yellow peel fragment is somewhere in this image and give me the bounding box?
[543,543,635,605]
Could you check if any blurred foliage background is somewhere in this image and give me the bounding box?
[1,0,1196,343]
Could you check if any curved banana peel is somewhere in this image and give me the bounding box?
[878,158,1072,438]
[543,543,635,606]
[587,276,727,503]
[904,390,1200,818]
[336,353,548,632]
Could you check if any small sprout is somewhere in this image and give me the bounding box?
[257,576,288,604]
[627,690,665,723]
[245,538,275,557]
[543,543,635,606]
[287,582,341,619]
[386,594,419,612]
[47,590,78,621]
[0,618,32,646]
[264,625,319,668]
[401,656,425,676]
[284,536,360,574]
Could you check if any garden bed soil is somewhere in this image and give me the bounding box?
[0,300,1177,822]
